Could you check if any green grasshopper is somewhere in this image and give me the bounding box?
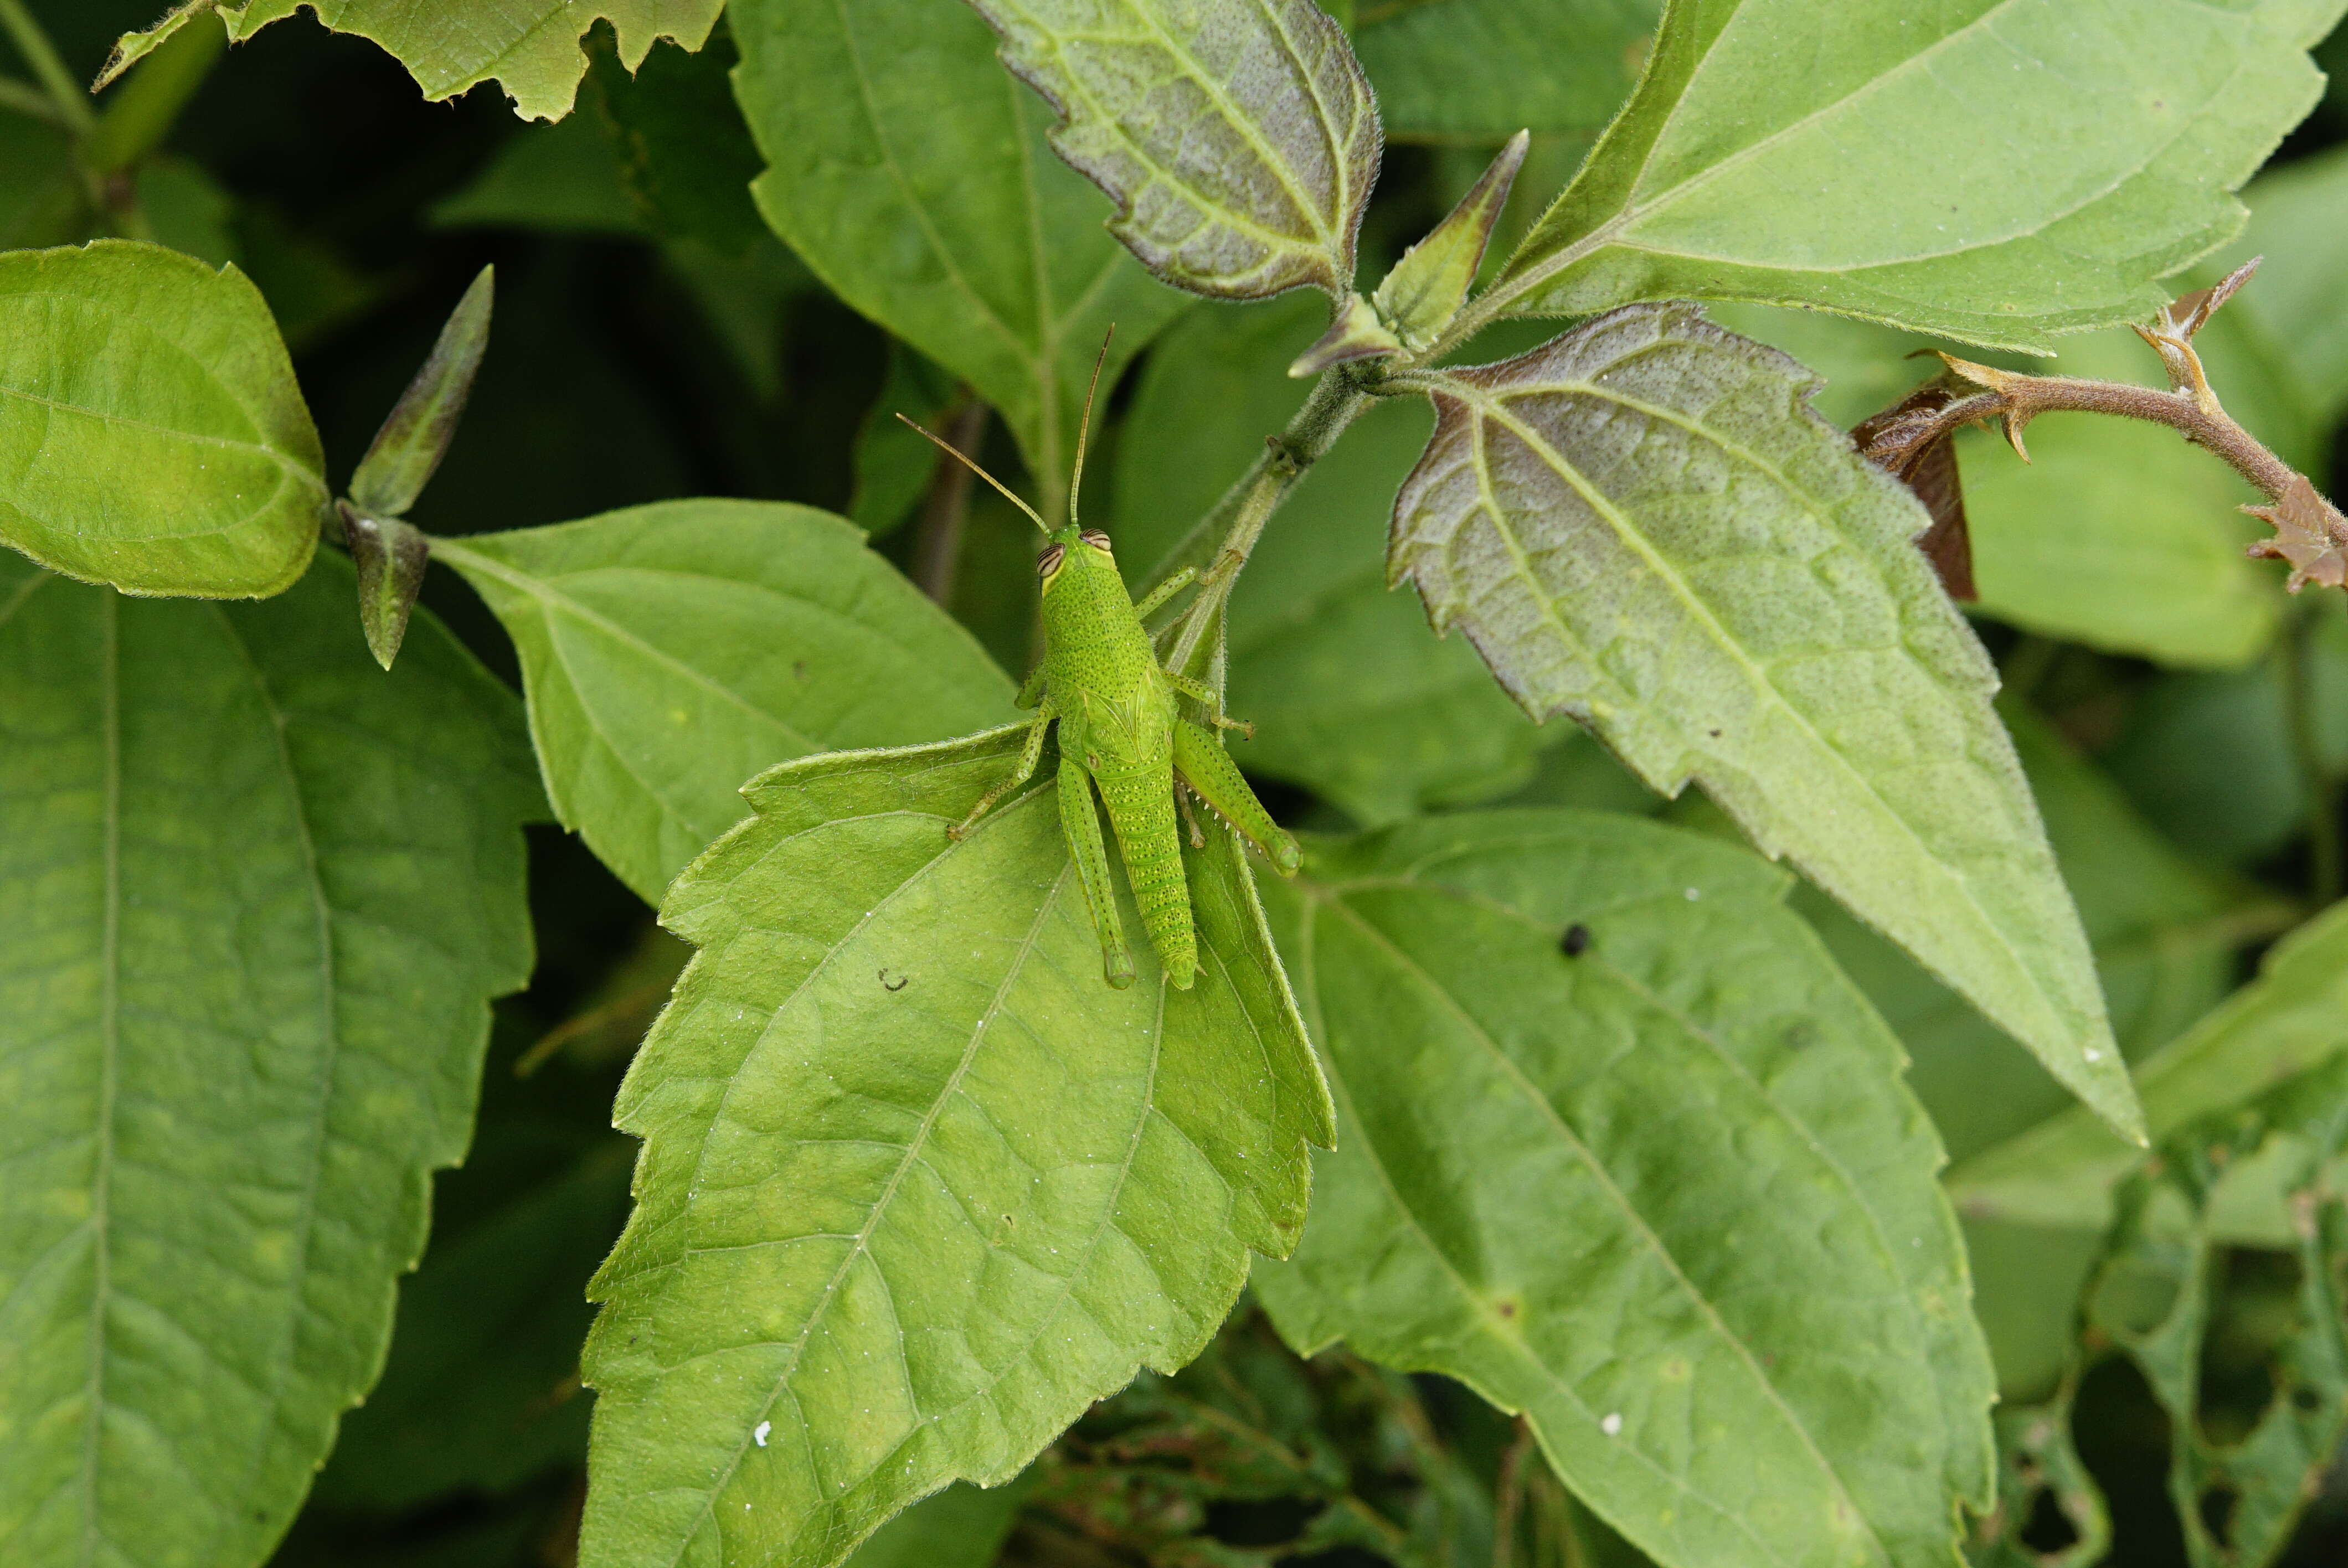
[900,338,1300,991]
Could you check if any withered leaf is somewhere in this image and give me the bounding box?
[1852,386,1976,602]
[2244,474,2348,592]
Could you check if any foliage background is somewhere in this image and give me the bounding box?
[7,1,2348,1564]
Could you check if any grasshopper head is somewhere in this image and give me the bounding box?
[1038,525,1114,591]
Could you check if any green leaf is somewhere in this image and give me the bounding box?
[1800,704,2268,1170]
[1371,131,1527,355]
[578,724,1332,1568]
[338,505,431,671]
[1948,901,2348,1235]
[850,344,964,539]
[1352,0,1658,144]
[0,550,540,1567]
[841,1482,1024,1568]
[105,0,724,121]
[730,0,1190,503]
[1976,1057,2348,1568]
[435,499,1018,904]
[589,26,768,255]
[1389,302,2139,1138]
[429,112,645,236]
[0,239,326,598]
[2213,142,2348,430]
[1250,809,1996,1568]
[967,0,1383,301]
[1116,295,1548,824]
[1489,0,2346,353]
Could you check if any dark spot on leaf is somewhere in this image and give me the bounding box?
[881,969,909,992]
[1494,1298,1518,1319]
[1561,923,1591,957]
[792,660,808,680]
[1708,728,1721,737]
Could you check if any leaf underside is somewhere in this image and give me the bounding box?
[0,552,540,1567]
[965,0,1382,300]
[0,241,325,599]
[730,0,1190,492]
[1388,302,2138,1138]
[437,499,1018,904]
[109,0,724,120]
[1253,811,1996,1568]
[1495,0,2343,352]
[579,725,1331,1568]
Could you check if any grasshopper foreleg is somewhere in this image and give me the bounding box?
[1163,669,1254,739]
[950,704,1054,840]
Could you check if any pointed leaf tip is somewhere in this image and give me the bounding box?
[350,265,493,519]
[1288,294,1400,378]
[1369,128,1527,353]
[338,503,430,669]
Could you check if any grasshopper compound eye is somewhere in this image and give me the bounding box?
[1079,529,1112,552]
[1037,543,1065,577]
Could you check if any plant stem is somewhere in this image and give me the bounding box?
[1909,372,2340,537]
[1491,1416,1535,1568]
[0,71,58,122]
[0,0,93,135]
[1155,359,1380,682]
[2282,600,2342,907]
[913,399,988,607]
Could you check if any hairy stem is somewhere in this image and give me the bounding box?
[1153,360,1381,683]
[0,0,93,135]
[2282,602,2342,907]
[912,399,987,607]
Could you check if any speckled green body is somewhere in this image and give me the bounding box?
[956,523,1301,991]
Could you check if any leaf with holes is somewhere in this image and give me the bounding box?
[966,0,1382,301]
[1252,809,1995,1568]
[730,0,1190,506]
[0,240,325,599]
[1389,303,2136,1138]
[1487,0,2345,352]
[435,500,1018,904]
[578,724,1332,1568]
[106,0,722,120]
[0,551,539,1567]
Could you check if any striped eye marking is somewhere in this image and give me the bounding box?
[1079,530,1112,551]
[1037,543,1065,578]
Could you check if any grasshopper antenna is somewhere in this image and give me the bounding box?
[1068,324,1114,528]
[895,411,1050,535]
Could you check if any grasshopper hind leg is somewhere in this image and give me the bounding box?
[1056,751,1137,989]
[1172,719,1301,875]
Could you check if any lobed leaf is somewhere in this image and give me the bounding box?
[107,0,723,121]
[436,499,1018,904]
[0,240,325,599]
[1388,302,2138,1138]
[0,552,540,1567]
[730,0,1190,504]
[578,724,1332,1568]
[1490,0,2347,353]
[1948,901,2348,1234]
[965,0,1382,300]
[1252,810,1996,1568]
[1116,295,1550,824]
[1352,0,1658,145]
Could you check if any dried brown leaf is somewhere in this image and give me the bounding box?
[2244,474,2348,592]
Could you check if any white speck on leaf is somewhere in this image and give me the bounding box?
[1683,888,1700,901]
[753,1421,771,1447]
[1601,1412,1623,1437]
